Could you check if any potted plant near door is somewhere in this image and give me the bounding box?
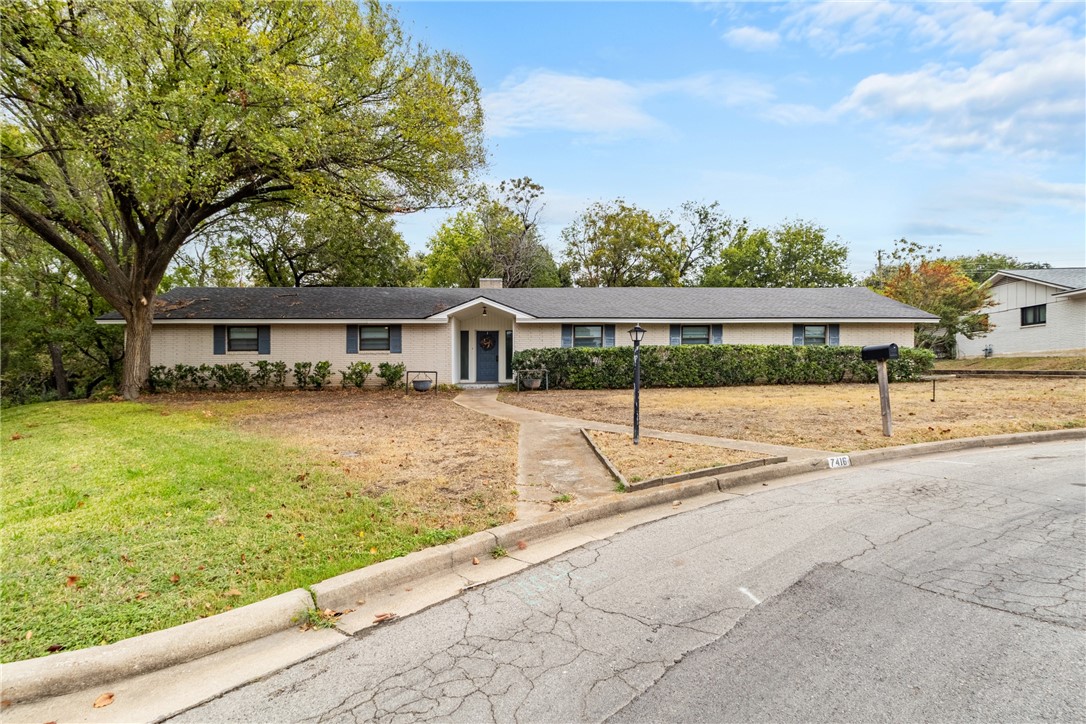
[522,369,544,390]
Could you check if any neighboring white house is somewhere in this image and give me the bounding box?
[99,282,938,387]
[956,268,1086,358]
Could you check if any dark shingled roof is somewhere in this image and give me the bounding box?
[100,286,938,322]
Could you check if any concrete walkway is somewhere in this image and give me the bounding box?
[454,389,836,519]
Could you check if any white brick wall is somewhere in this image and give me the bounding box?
[956,280,1086,357]
[512,322,915,350]
[151,323,450,387]
[151,319,921,388]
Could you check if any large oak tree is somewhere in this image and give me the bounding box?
[1,0,484,398]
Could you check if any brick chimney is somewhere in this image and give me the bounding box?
[478,278,503,289]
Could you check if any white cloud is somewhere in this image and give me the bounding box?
[835,36,1085,156]
[723,26,780,51]
[483,70,775,140]
[483,71,662,139]
[765,2,1086,158]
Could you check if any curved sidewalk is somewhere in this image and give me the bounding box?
[455,389,835,518]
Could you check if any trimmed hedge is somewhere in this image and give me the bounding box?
[512,344,934,390]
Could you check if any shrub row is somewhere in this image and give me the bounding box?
[148,360,407,392]
[511,344,934,390]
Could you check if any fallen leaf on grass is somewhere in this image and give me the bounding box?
[93,692,114,708]
[65,575,80,587]
[24,631,32,640]
[47,644,65,653]
[225,588,242,597]
[9,432,21,441]
[169,574,180,584]
[136,592,149,600]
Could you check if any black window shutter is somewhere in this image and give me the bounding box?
[603,325,615,347]
[389,325,402,353]
[711,324,723,344]
[505,330,513,379]
[460,331,469,380]
[257,326,271,355]
[561,324,573,348]
[213,325,226,355]
[346,325,358,354]
[669,324,681,345]
[792,324,804,346]
[828,324,840,346]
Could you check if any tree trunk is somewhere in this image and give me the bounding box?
[120,301,154,400]
[47,342,70,398]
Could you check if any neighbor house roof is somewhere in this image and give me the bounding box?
[98,286,938,324]
[988,268,1086,292]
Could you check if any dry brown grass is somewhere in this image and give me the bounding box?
[935,356,1086,371]
[150,388,519,529]
[501,378,1086,452]
[587,430,766,483]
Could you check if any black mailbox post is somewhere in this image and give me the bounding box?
[862,344,898,436]
[861,343,899,361]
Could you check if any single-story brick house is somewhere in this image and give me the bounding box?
[956,268,1086,358]
[98,280,938,386]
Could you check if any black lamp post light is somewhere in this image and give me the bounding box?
[628,324,646,445]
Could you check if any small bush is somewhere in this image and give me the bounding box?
[377,361,406,388]
[512,344,934,390]
[211,363,251,391]
[149,365,176,393]
[293,362,313,390]
[309,361,332,389]
[340,361,373,388]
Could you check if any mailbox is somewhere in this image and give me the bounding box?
[861,343,899,361]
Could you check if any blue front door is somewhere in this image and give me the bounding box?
[476,331,499,382]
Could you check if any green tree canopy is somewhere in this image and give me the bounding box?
[220,200,418,287]
[423,178,562,288]
[945,252,1051,285]
[700,219,854,288]
[1,220,123,403]
[1,0,484,398]
[560,200,677,287]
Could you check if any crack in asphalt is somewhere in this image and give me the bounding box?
[168,446,1085,724]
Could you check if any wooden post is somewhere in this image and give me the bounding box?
[877,359,892,437]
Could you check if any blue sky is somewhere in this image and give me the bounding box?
[390,1,1086,278]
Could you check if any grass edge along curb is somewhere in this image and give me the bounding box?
[0,588,314,704]
[5,427,1083,705]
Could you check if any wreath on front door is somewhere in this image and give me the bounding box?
[480,336,495,350]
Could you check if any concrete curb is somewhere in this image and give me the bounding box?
[579,427,626,489]
[627,456,788,492]
[6,427,1083,704]
[0,588,314,704]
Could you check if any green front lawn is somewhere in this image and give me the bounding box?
[0,400,468,663]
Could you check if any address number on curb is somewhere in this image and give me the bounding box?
[827,456,852,469]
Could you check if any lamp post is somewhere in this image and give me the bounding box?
[628,324,646,445]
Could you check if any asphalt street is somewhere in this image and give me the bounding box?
[172,440,1085,723]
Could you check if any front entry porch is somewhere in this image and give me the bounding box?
[452,302,515,385]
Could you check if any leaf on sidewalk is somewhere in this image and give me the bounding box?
[92,692,114,708]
